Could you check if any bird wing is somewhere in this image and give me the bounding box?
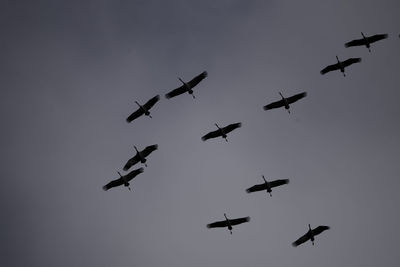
[102,178,124,191]
[187,71,208,88]
[223,123,242,134]
[165,85,187,99]
[269,179,290,188]
[342,57,361,68]
[292,232,310,247]
[286,92,307,104]
[141,144,158,157]
[124,168,144,182]
[230,217,250,226]
[367,33,388,43]
[201,129,221,141]
[246,183,267,193]
[320,63,340,75]
[263,99,285,110]
[207,220,228,228]
[344,38,364,47]
[123,154,140,171]
[143,95,160,110]
[313,225,330,236]
[126,108,144,123]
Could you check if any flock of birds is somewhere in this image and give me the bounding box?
[102,32,390,247]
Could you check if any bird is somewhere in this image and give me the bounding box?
[102,168,144,191]
[246,175,289,196]
[263,92,306,114]
[292,224,330,247]
[320,56,361,77]
[345,32,388,52]
[123,144,158,170]
[165,71,207,99]
[201,122,242,142]
[207,214,250,234]
[126,95,160,123]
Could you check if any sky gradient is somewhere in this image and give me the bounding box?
[1,1,400,266]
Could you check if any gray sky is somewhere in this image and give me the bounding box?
[1,0,400,266]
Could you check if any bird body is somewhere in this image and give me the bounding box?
[263,92,307,113]
[165,71,208,99]
[345,32,388,52]
[201,122,242,142]
[246,176,289,196]
[123,144,158,171]
[126,95,160,122]
[207,213,250,234]
[103,168,144,191]
[292,224,330,247]
[320,56,361,76]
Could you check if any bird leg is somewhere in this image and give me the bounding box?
[192,94,196,99]
[144,163,147,167]
[148,114,152,118]
[269,192,272,197]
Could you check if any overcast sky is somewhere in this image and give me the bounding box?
[1,1,400,266]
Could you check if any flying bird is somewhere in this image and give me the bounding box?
[320,56,361,77]
[263,92,306,114]
[246,175,289,196]
[292,224,330,247]
[345,32,388,52]
[165,71,207,99]
[201,122,242,142]
[123,144,158,170]
[126,95,160,122]
[207,213,250,234]
[102,168,144,191]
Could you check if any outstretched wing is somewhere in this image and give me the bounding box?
[103,178,124,191]
[286,92,306,104]
[263,99,284,110]
[269,179,290,188]
[313,225,330,236]
[367,33,388,43]
[344,38,365,47]
[126,108,144,123]
[123,154,140,171]
[230,217,250,226]
[223,123,242,134]
[342,57,361,68]
[246,183,267,193]
[320,63,340,75]
[187,71,208,88]
[201,129,221,141]
[124,168,144,182]
[207,220,228,228]
[292,232,310,247]
[141,144,158,157]
[143,95,160,110]
[165,85,187,99]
